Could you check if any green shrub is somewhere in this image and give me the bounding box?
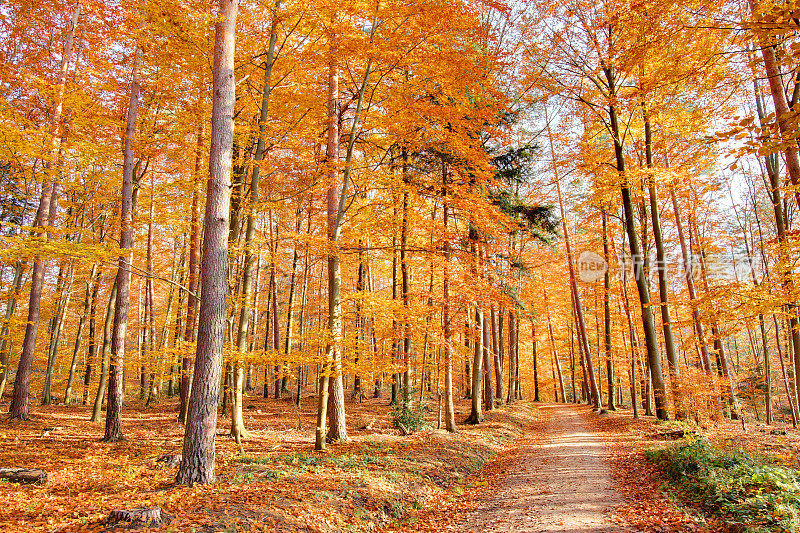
[391,397,428,433]
[648,439,800,532]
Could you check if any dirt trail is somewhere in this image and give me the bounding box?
[460,403,629,533]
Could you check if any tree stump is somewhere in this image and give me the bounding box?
[0,468,47,484]
[105,507,171,527]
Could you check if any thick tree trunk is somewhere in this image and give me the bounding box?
[316,51,346,450]
[176,0,238,485]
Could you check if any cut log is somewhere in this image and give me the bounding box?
[0,467,47,484]
[105,507,171,527]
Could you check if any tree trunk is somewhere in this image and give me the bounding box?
[42,260,74,404]
[179,116,205,424]
[466,307,484,424]
[9,5,81,420]
[545,105,603,411]
[603,69,666,419]
[442,164,456,432]
[601,211,615,410]
[66,265,98,404]
[103,46,142,442]
[0,261,25,400]
[642,107,682,417]
[83,267,101,405]
[493,306,504,402]
[750,0,800,210]
[176,0,238,485]
[91,280,116,422]
[316,49,346,450]
[482,306,493,411]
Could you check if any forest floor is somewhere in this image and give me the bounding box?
[0,392,796,532]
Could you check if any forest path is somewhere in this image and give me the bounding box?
[458,403,628,533]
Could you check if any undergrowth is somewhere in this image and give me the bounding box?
[648,438,800,532]
[391,395,429,433]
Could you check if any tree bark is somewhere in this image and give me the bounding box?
[91,280,116,422]
[442,163,456,432]
[603,67,666,419]
[316,48,344,450]
[642,107,682,417]
[545,104,603,410]
[750,0,800,210]
[65,264,98,404]
[601,210,615,410]
[179,121,204,424]
[466,307,484,424]
[104,46,142,441]
[0,261,25,400]
[176,0,238,484]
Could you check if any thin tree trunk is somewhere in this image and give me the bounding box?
[750,0,800,210]
[601,210,615,410]
[642,107,682,418]
[544,290,567,403]
[230,5,279,442]
[603,69,666,419]
[443,163,456,432]
[545,105,603,410]
[179,114,205,424]
[103,45,142,442]
[670,186,719,420]
[65,264,98,404]
[42,260,74,404]
[466,307,484,424]
[0,261,25,399]
[82,267,101,405]
[482,305,493,411]
[9,5,81,420]
[91,279,116,422]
